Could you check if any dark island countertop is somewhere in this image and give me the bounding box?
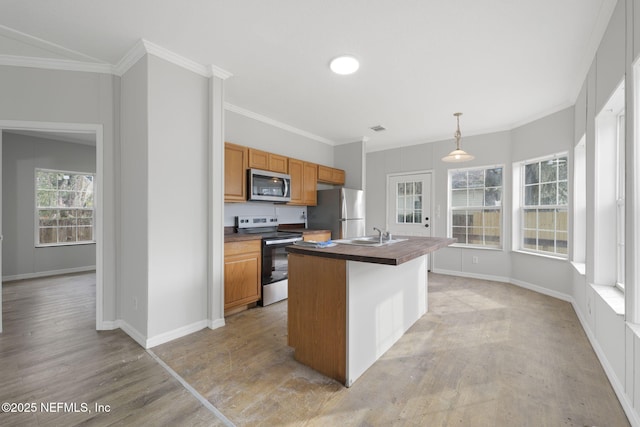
[286,235,456,266]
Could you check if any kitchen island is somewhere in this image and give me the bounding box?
[286,236,455,386]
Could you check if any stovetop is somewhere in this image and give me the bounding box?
[235,215,302,240]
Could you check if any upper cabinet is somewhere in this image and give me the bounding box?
[224,142,344,205]
[249,148,288,174]
[317,165,345,185]
[289,159,317,206]
[225,142,248,202]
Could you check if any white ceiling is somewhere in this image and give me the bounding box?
[0,0,617,152]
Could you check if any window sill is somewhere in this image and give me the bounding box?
[591,283,625,316]
[512,249,568,261]
[449,244,503,251]
[36,241,96,248]
[570,261,586,276]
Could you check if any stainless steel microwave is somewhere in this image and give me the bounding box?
[248,168,292,202]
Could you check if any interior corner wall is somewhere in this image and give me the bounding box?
[119,57,149,338]
[2,132,96,279]
[225,109,333,165]
[0,65,118,323]
[146,54,209,341]
[334,140,365,190]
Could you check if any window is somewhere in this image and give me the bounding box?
[35,168,95,246]
[449,166,503,248]
[519,155,568,257]
[396,180,423,224]
[615,112,625,290]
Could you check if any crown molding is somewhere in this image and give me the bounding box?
[0,54,113,74]
[0,24,105,63]
[114,38,233,80]
[210,64,233,80]
[225,103,336,146]
[113,39,147,76]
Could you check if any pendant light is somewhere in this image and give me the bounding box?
[442,112,474,162]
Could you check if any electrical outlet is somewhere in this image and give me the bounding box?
[133,297,138,310]
[472,256,479,264]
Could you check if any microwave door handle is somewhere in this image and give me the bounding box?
[283,177,289,197]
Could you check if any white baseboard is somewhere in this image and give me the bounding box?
[209,317,225,330]
[97,320,119,331]
[431,268,572,302]
[3,265,96,282]
[116,319,148,348]
[571,300,640,427]
[146,319,209,349]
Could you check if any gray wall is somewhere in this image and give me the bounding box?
[146,54,209,339]
[334,140,365,190]
[0,65,118,323]
[119,56,149,336]
[2,132,96,279]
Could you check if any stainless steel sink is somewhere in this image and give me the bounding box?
[334,236,407,247]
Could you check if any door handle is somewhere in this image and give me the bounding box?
[425,224,429,228]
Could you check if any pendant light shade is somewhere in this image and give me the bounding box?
[442,112,474,162]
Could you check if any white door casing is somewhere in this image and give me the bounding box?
[386,172,433,238]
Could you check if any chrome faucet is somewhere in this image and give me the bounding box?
[373,227,383,244]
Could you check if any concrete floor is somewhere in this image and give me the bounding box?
[154,273,630,426]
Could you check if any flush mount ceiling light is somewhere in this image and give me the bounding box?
[330,55,359,75]
[442,112,474,163]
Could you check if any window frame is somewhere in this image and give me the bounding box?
[447,164,504,250]
[34,167,96,248]
[514,152,568,259]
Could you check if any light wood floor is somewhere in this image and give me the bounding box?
[0,272,631,426]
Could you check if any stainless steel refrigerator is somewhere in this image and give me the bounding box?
[307,188,365,239]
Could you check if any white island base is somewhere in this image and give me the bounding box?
[288,253,427,387]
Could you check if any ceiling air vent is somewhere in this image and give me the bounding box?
[370,125,386,132]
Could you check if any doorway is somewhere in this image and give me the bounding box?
[0,121,104,333]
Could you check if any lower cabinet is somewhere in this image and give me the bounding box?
[224,239,262,315]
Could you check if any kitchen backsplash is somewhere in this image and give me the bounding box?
[224,202,307,227]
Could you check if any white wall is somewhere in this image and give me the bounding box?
[146,55,209,341]
[119,57,149,338]
[0,65,118,323]
[2,132,96,279]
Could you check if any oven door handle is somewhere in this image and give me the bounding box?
[264,237,302,245]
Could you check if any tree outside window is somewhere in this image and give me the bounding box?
[35,169,95,246]
[521,156,568,256]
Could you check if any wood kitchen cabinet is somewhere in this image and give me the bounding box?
[303,231,331,242]
[248,148,288,174]
[225,142,248,202]
[317,165,345,185]
[288,158,317,206]
[224,239,262,315]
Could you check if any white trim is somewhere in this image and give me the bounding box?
[225,102,336,146]
[431,268,572,303]
[571,300,640,427]
[146,320,209,349]
[0,54,114,74]
[116,319,147,348]
[113,39,147,76]
[142,39,210,78]
[114,39,233,79]
[0,24,105,63]
[208,318,226,330]
[0,120,104,331]
[2,265,96,283]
